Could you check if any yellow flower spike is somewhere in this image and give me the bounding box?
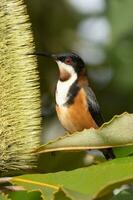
[0,0,41,176]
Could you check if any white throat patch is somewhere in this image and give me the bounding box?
[56,61,77,106]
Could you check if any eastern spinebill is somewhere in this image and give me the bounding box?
[33,51,115,160]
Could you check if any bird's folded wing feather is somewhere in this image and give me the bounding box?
[84,86,104,127]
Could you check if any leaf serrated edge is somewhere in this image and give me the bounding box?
[53,187,72,200]
[53,187,91,200]
[34,112,133,154]
[99,112,130,129]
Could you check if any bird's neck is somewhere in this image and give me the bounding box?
[56,73,88,106]
[56,72,77,106]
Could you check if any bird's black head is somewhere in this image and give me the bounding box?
[32,52,85,74]
[53,52,85,74]
[31,52,86,81]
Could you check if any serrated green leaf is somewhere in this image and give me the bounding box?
[11,177,58,200]
[10,157,133,200]
[10,179,91,200]
[35,113,133,153]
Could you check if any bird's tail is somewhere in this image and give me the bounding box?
[102,148,115,160]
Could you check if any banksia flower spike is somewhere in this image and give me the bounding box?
[0,0,41,176]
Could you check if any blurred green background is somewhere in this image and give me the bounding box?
[25,0,133,142]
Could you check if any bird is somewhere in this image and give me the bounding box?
[33,51,115,160]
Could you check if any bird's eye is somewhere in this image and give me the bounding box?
[65,57,72,65]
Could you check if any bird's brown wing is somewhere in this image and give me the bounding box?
[84,86,104,127]
[84,86,115,159]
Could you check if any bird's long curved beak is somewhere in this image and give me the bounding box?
[28,52,57,60]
